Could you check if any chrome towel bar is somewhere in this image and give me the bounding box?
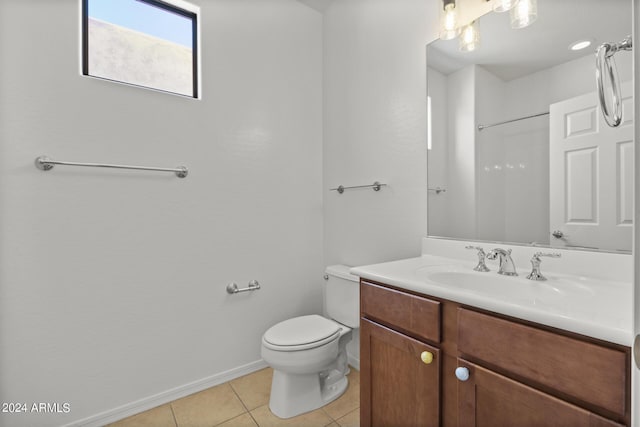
[477,112,549,131]
[330,181,386,194]
[226,280,261,294]
[35,156,188,178]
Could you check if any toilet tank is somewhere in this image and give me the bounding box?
[324,265,360,328]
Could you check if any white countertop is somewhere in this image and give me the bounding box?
[351,253,634,347]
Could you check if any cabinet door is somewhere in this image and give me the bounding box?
[456,359,625,427]
[360,318,440,427]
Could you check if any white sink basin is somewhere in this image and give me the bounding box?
[414,265,603,315]
[351,254,633,346]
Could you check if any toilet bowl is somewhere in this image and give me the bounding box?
[260,265,359,419]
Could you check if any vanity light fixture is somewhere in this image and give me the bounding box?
[459,20,480,52]
[445,0,538,53]
[440,0,461,40]
[492,0,519,13]
[510,0,537,29]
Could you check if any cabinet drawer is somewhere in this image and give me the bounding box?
[456,359,625,427]
[457,308,628,418]
[361,282,440,343]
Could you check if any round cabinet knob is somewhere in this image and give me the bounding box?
[420,351,434,365]
[455,366,470,381]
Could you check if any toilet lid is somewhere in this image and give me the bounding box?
[263,315,341,349]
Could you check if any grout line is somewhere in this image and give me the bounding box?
[210,384,250,427]
[246,408,261,427]
[320,408,335,422]
[168,404,179,427]
[228,382,251,413]
[324,414,338,427]
[227,383,262,426]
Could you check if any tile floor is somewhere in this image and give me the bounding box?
[107,367,360,427]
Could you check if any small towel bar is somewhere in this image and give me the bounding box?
[330,181,386,194]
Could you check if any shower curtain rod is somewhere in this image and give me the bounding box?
[477,111,549,131]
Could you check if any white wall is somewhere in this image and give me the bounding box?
[323,0,433,269]
[0,1,323,426]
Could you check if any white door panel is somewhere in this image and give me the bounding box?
[550,83,633,252]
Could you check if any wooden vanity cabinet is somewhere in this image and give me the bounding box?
[360,282,442,427]
[456,359,624,427]
[359,280,631,427]
[360,319,441,427]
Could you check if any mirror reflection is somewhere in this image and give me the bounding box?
[427,0,633,253]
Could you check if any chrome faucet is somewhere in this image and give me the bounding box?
[526,252,561,281]
[486,248,518,276]
[465,246,490,272]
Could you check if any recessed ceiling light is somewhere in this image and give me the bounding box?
[569,40,592,51]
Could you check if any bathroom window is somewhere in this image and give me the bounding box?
[82,0,199,98]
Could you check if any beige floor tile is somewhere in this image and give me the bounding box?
[325,423,340,427]
[216,412,259,427]
[250,404,333,427]
[171,383,246,427]
[322,370,360,421]
[107,404,176,427]
[335,408,359,427]
[229,368,273,411]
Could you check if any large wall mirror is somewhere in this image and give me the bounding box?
[427,0,633,253]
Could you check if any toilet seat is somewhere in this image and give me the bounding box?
[263,315,341,351]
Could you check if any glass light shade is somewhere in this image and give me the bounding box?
[493,0,519,13]
[510,0,537,29]
[459,21,480,52]
[439,1,460,40]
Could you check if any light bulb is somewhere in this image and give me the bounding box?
[493,0,519,13]
[459,21,480,52]
[439,0,460,40]
[510,0,537,29]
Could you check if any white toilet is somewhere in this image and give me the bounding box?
[261,265,359,419]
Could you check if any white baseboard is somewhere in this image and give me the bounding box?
[63,359,268,427]
[348,354,360,371]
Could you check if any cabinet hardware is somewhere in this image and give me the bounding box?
[420,351,434,365]
[455,367,470,381]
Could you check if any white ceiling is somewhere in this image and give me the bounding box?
[428,0,631,81]
[297,0,333,12]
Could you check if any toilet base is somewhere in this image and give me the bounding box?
[268,367,349,419]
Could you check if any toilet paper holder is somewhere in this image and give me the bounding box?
[226,280,261,294]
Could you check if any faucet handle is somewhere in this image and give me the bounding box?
[465,246,490,272]
[526,252,561,281]
[532,252,561,260]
